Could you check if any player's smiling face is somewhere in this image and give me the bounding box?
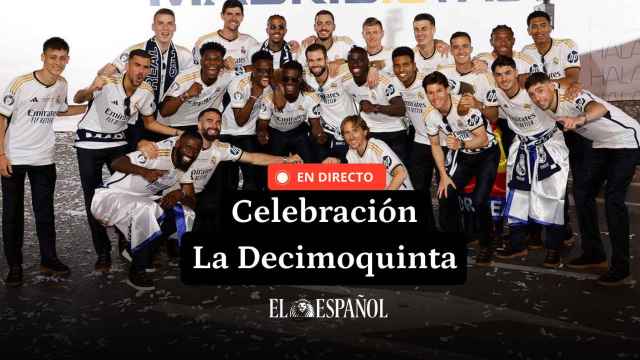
[342,121,368,152]
[282,68,301,98]
[450,36,473,66]
[127,55,151,86]
[528,17,552,44]
[491,30,515,57]
[174,137,202,171]
[347,50,368,82]
[413,20,435,46]
[222,7,243,32]
[253,59,273,88]
[425,83,450,112]
[41,48,69,78]
[392,55,417,87]
[267,17,286,44]
[314,14,335,41]
[527,82,555,110]
[152,14,176,45]
[306,50,327,78]
[492,65,518,93]
[198,111,222,142]
[362,24,383,49]
[201,50,223,82]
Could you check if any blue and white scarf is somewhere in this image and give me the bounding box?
[145,38,179,105]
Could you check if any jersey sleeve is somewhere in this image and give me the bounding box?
[378,140,404,173]
[381,78,399,102]
[465,109,485,131]
[562,39,581,69]
[137,88,157,117]
[424,109,443,137]
[216,141,243,162]
[258,95,273,120]
[0,77,20,117]
[58,81,70,113]
[305,93,321,119]
[473,73,498,107]
[111,46,133,73]
[166,75,190,98]
[229,78,249,108]
[572,90,597,113]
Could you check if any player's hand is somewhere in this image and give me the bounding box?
[288,40,300,54]
[458,94,476,115]
[257,128,270,145]
[302,36,318,48]
[0,155,12,177]
[90,76,107,92]
[367,66,380,89]
[359,100,377,113]
[159,189,183,210]
[142,168,167,183]
[286,154,303,164]
[250,82,266,99]
[437,175,456,199]
[322,157,341,164]
[137,140,160,160]
[224,56,236,71]
[435,40,450,56]
[471,59,489,74]
[564,82,583,100]
[446,134,462,150]
[185,82,203,98]
[558,116,584,131]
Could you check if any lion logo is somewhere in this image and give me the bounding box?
[289,299,314,318]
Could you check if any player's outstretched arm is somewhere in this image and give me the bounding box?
[387,165,408,191]
[58,104,87,117]
[239,152,302,166]
[142,115,182,137]
[111,155,166,182]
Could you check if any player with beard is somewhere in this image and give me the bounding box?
[424,71,500,266]
[257,61,321,163]
[342,46,408,163]
[303,44,357,163]
[257,15,299,69]
[74,49,182,273]
[193,0,259,75]
[526,72,640,285]
[91,131,202,290]
[187,108,302,234]
[159,42,234,134]
[299,10,354,75]
[489,56,570,268]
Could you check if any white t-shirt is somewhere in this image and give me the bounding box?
[304,67,357,141]
[193,32,260,75]
[259,92,321,132]
[346,137,413,190]
[493,87,557,137]
[160,67,234,127]
[185,140,243,193]
[342,71,406,133]
[550,88,640,149]
[413,46,454,73]
[112,39,194,101]
[0,72,69,166]
[299,36,354,65]
[437,65,497,108]
[475,51,535,75]
[367,47,394,74]
[424,95,496,154]
[220,73,272,136]
[76,74,156,150]
[103,137,190,198]
[521,38,580,80]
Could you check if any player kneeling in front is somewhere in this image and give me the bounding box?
[91,131,202,290]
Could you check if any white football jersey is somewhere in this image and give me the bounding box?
[299,36,354,65]
[424,95,496,154]
[304,67,357,141]
[367,47,394,74]
[342,72,406,133]
[521,38,580,80]
[0,73,68,166]
[103,137,190,197]
[475,51,535,75]
[413,46,454,73]
[76,75,156,150]
[184,140,243,193]
[437,65,498,108]
[346,137,413,190]
[112,40,194,100]
[550,88,640,149]
[160,68,235,127]
[259,92,321,132]
[493,87,557,137]
[220,73,272,136]
[193,32,259,75]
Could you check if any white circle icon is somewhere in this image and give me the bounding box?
[276,171,289,184]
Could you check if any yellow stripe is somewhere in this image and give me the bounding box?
[369,143,384,156]
[195,32,218,48]
[9,73,34,94]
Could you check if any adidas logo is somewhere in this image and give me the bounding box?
[111,100,118,106]
[30,97,38,103]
